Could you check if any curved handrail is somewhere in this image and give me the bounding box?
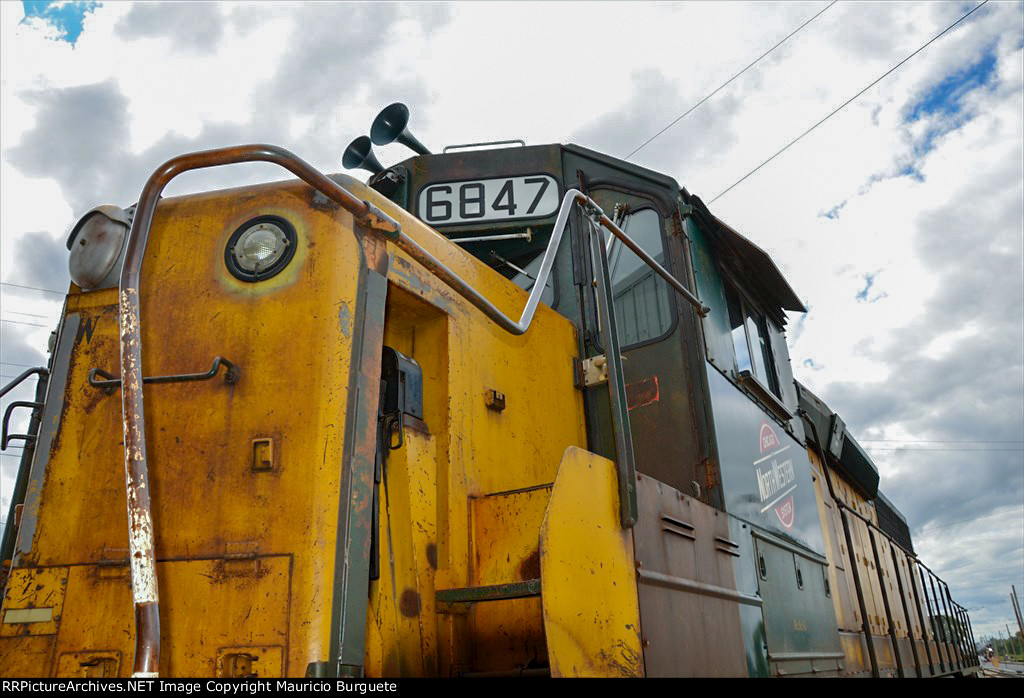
[0,367,48,400]
[117,144,401,677]
[390,189,708,338]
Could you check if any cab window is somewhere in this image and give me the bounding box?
[602,207,674,346]
[725,281,781,398]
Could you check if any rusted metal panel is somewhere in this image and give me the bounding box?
[470,487,551,588]
[0,635,56,677]
[633,474,748,677]
[0,566,68,637]
[465,485,550,670]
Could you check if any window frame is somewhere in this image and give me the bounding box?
[591,199,679,352]
[723,276,786,407]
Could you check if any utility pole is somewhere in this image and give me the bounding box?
[1012,585,1024,643]
[1008,624,1019,659]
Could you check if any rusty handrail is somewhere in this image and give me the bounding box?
[118,144,400,677]
[88,356,240,394]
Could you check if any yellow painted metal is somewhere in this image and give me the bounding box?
[6,181,362,676]
[539,446,644,678]
[6,170,589,677]
[806,446,903,676]
[336,176,587,676]
[57,650,122,678]
[0,636,55,677]
[469,487,550,671]
[0,567,67,637]
[216,646,284,678]
[472,488,550,587]
[365,428,440,677]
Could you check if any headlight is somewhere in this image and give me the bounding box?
[225,216,296,282]
[66,205,131,291]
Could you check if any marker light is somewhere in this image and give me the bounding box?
[66,205,131,291]
[225,216,297,282]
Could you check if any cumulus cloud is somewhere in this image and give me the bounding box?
[116,2,226,54]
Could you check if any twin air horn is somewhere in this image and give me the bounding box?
[343,102,431,175]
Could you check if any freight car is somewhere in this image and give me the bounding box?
[0,103,979,678]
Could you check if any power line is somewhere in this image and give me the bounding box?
[624,1,838,160]
[5,310,49,319]
[0,319,50,329]
[867,448,1024,452]
[0,282,65,296]
[709,0,991,204]
[861,439,1024,444]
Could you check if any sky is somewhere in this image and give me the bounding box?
[0,1,1022,644]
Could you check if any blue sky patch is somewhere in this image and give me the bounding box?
[856,272,876,301]
[907,48,997,123]
[22,1,100,45]
[855,271,888,304]
[905,46,998,160]
[819,200,847,220]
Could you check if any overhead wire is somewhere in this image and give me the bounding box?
[0,281,65,296]
[623,0,838,160]
[708,0,991,203]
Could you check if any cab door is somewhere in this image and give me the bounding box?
[581,183,714,504]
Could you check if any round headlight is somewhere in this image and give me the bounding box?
[225,215,297,282]
[67,205,131,291]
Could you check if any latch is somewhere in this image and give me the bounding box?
[581,355,627,387]
[57,651,122,677]
[222,652,258,678]
[80,656,120,678]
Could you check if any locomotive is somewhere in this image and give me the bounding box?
[0,103,979,678]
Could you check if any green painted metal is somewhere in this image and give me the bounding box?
[752,531,844,676]
[683,216,733,377]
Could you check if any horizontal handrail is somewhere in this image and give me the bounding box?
[88,356,239,395]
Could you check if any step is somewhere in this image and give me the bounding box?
[435,579,541,606]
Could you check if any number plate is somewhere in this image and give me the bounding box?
[418,175,559,225]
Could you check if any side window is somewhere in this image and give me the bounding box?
[602,208,674,346]
[724,281,781,398]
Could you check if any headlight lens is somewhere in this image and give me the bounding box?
[225,216,297,282]
[66,205,130,291]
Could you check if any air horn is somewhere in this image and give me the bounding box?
[342,135,384,175]
[370,102,431,155]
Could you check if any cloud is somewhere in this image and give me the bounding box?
[8,231,70,293]
[570,67,741,178]
[115,2,225,54]
[6,79,131,215]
